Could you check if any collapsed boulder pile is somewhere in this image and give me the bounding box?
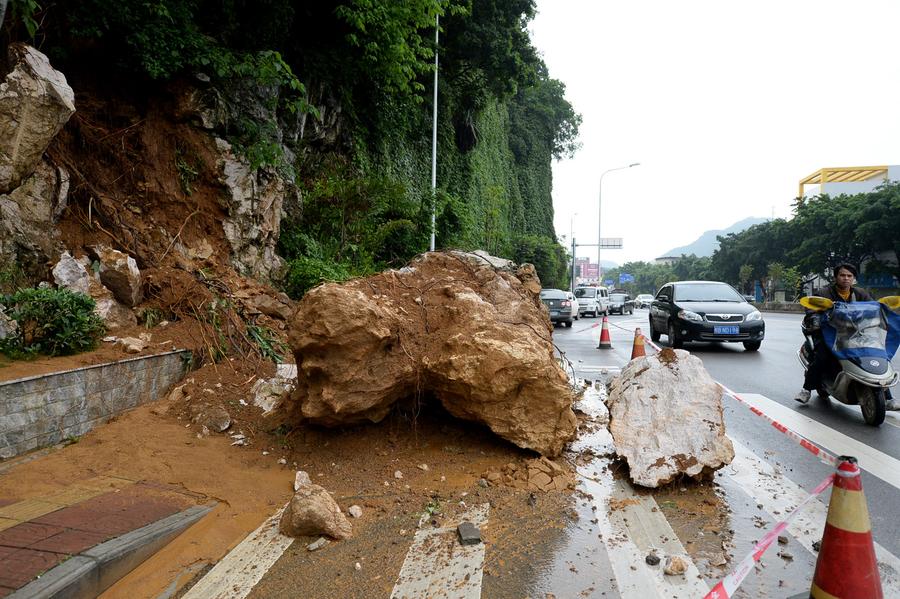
[606,348,734,487]
[282,251,577,456]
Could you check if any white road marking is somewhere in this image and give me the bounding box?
[577,366,621,372]
[390,503,489,599]
[739,393,900,491]
[581,473,710,598]
[728,440,900,593]
[182,506,293,599]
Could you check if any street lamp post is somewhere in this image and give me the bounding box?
[598,163,640,282]
[569,212,577,292]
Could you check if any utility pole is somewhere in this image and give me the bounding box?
[570,237,576,292]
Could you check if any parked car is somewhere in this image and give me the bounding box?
[634,294,654,309]
[566,292,580,321]
[608,292,634,315]
[574,285,609,317]
[743,294,756,303]
[540,288,577,327]
[648,280,765,351]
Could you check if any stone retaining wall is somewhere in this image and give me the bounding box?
[0,350,192,459]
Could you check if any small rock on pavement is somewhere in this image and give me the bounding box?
[645,553,660,566]
[394,470,403,479]
[294,470,312,491]
[478,478,489,488]
[277,458,287,465]
[778,550,794,561]
[348,505,363,518]
[663,555,689,576]
[417,463,429,471]
[457,521,482,546]
[354,562,362,571]
[777,535,789,545]
[307,537,328,551]
[812,540,822,552]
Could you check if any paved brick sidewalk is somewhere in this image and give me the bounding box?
[0,476,200,596]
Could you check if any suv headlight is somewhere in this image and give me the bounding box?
[745,310,762,322]
[677,309,703,322]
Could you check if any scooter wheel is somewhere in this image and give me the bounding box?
[856,385,886,426]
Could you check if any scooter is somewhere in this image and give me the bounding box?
[797,295,900,426]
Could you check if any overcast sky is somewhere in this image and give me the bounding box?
[529,0,900,265]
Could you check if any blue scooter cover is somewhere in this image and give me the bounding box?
[822,301,900,360]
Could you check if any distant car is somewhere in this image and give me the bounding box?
[743,294,756,303]
[608,292,634,315]
[648,280,765,351]
[574,286,609,317]
[634,294,654,309]
[540,288,577,327]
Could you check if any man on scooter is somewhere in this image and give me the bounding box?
[794,263,896,409]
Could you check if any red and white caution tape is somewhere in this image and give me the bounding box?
[703,472,835,599]
[717,382,839,468]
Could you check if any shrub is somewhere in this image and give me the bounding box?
[0,288,105,357]
[283,257,351,299]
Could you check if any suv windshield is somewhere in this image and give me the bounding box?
[575,288,596,298]
[674,283,743,302]
[610,294,627,302]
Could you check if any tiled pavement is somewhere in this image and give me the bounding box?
[0,476,201,596]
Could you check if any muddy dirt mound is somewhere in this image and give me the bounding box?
[283,251,577,456]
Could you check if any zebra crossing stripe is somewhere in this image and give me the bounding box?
[390,503,489,599]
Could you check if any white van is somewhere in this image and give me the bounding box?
[574,286,609,317]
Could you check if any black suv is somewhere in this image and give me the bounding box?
[649,281,765,351]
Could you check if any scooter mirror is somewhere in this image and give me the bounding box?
[878,295,900,311]
[800,296,834,311]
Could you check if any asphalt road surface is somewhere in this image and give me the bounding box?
[555,308,900,559]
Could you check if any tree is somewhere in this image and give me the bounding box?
[739,264,754,294]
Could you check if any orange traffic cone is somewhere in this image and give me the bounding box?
[810,456,883,598]
[631,328,646,360]
[597,316,612,349]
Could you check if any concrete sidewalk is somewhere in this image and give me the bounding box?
[0,475,205,596]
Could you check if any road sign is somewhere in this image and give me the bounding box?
[619,273,634,283]
[599,237,623,249]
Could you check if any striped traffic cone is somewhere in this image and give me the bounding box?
[810,456,883,598]
[597,316,612,349]
[630,328,646,360]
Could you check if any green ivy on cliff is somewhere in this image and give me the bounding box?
[6,0,580,294]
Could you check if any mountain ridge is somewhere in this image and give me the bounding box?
[661,217,769,257]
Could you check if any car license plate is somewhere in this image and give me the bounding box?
[714,326,739,335]
[550,311,559,316]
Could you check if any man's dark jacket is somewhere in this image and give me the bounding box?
[816,284,873,303]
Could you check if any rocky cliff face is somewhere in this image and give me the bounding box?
[0,44,74,281]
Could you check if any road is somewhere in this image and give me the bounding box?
[187,307,900,598]
[554,308,900,558]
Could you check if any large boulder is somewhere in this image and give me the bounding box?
[0,44,75,193]
[87,245,143,307]
[284,251,577,457]
[52,252,90,295]
[606,348,734,487]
